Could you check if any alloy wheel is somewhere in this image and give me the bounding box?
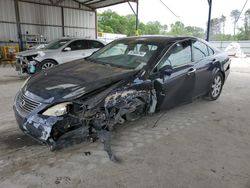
[211,75,222,98]
[42,62,55,70]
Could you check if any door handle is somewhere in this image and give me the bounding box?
[187,68,196,76]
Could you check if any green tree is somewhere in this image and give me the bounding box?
[144,21,162,35]
[244,9,250,39]
[126,15,137,36]
[185,26,204,38]
[209,18,222,40]
[161,24,168,34]
[98,10,167,36]
[97,10,208,39]
[138,22,146,35]
[234,9,250,40]
[230,9,240,35]
[220,15,226,36]
[97,10,128,34]
[168,21,187,35]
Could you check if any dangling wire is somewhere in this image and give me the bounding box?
[158,0,179,18]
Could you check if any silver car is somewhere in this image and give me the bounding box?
[16,38,105,74]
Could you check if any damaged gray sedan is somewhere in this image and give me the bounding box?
[13,36,230,159]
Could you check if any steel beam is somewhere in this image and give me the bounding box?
[95,10,98,39]
[136,0,139,34]
[206,0,212,41]
[14,0,23,50]
[54,0,65,5]
[128,0,139,35]
[19,0,93,12]
[61,7,65,36]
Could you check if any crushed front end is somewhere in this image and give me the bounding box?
[16,55,39,75]
[14,78,157,159]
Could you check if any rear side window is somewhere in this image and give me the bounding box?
[159,41,191,69]
[192,40,209,61]
[68,40,88,51]
[89,41,104,49]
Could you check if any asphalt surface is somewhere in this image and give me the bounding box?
[0,58,250,188]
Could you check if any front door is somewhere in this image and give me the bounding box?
[152,40,196,110]
[60,40,90,63]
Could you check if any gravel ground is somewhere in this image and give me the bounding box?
[0,58,250,188]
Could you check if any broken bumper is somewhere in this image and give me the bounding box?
[16,57,39,74]
[14,106,57,145]
[14,111,45,144]
[13,95,83,146]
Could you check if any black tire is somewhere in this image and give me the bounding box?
[37,60,57,71]
[206,72,224,101]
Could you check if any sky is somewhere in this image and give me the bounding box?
[98,0,250,34]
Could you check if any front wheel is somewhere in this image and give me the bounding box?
[206,72,224,101]
[38,60,57,71]
[125,99,146,121]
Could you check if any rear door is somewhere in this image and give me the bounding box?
[192,40,215,97]
[153,40,196,110]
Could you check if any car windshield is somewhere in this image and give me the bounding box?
[88,40,160,69]
[45,39,71,50]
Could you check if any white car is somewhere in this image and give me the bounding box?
[225,42,246,57]
[16,38,105,74]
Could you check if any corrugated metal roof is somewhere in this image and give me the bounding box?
[75,0,137,9]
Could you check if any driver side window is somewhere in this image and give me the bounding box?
[67,40,88,51]
[158,41,192,70]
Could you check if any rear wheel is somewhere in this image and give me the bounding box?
[206,72,224,101]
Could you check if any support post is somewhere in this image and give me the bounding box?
[95,10,98,39]
[206,0,212,41]
[61,7,65,37]
[128,0,139,36]
[14,0,23,51]
[135,0,139,35]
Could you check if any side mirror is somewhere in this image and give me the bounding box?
[159,65,173,76]
[63,47,71,52]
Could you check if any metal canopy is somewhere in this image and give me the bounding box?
[75,0,137,9]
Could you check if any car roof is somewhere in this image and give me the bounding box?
[54,37,105,45]
[115,35,198,44]
[56,37,102,41]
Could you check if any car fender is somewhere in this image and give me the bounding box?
[40,58,58,65]
[34,51,60,64]
[209,63,224,88]
[48,53,64,64]
[211,66,221,76]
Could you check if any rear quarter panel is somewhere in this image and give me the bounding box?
[214,52,230,81]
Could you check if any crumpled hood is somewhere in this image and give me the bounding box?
[17,49,55,57]
[23,59,137,103]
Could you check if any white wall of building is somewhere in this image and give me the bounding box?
[0,0,96,42]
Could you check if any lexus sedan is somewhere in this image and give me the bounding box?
[14,36,230,153]
[15,38,105,74]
